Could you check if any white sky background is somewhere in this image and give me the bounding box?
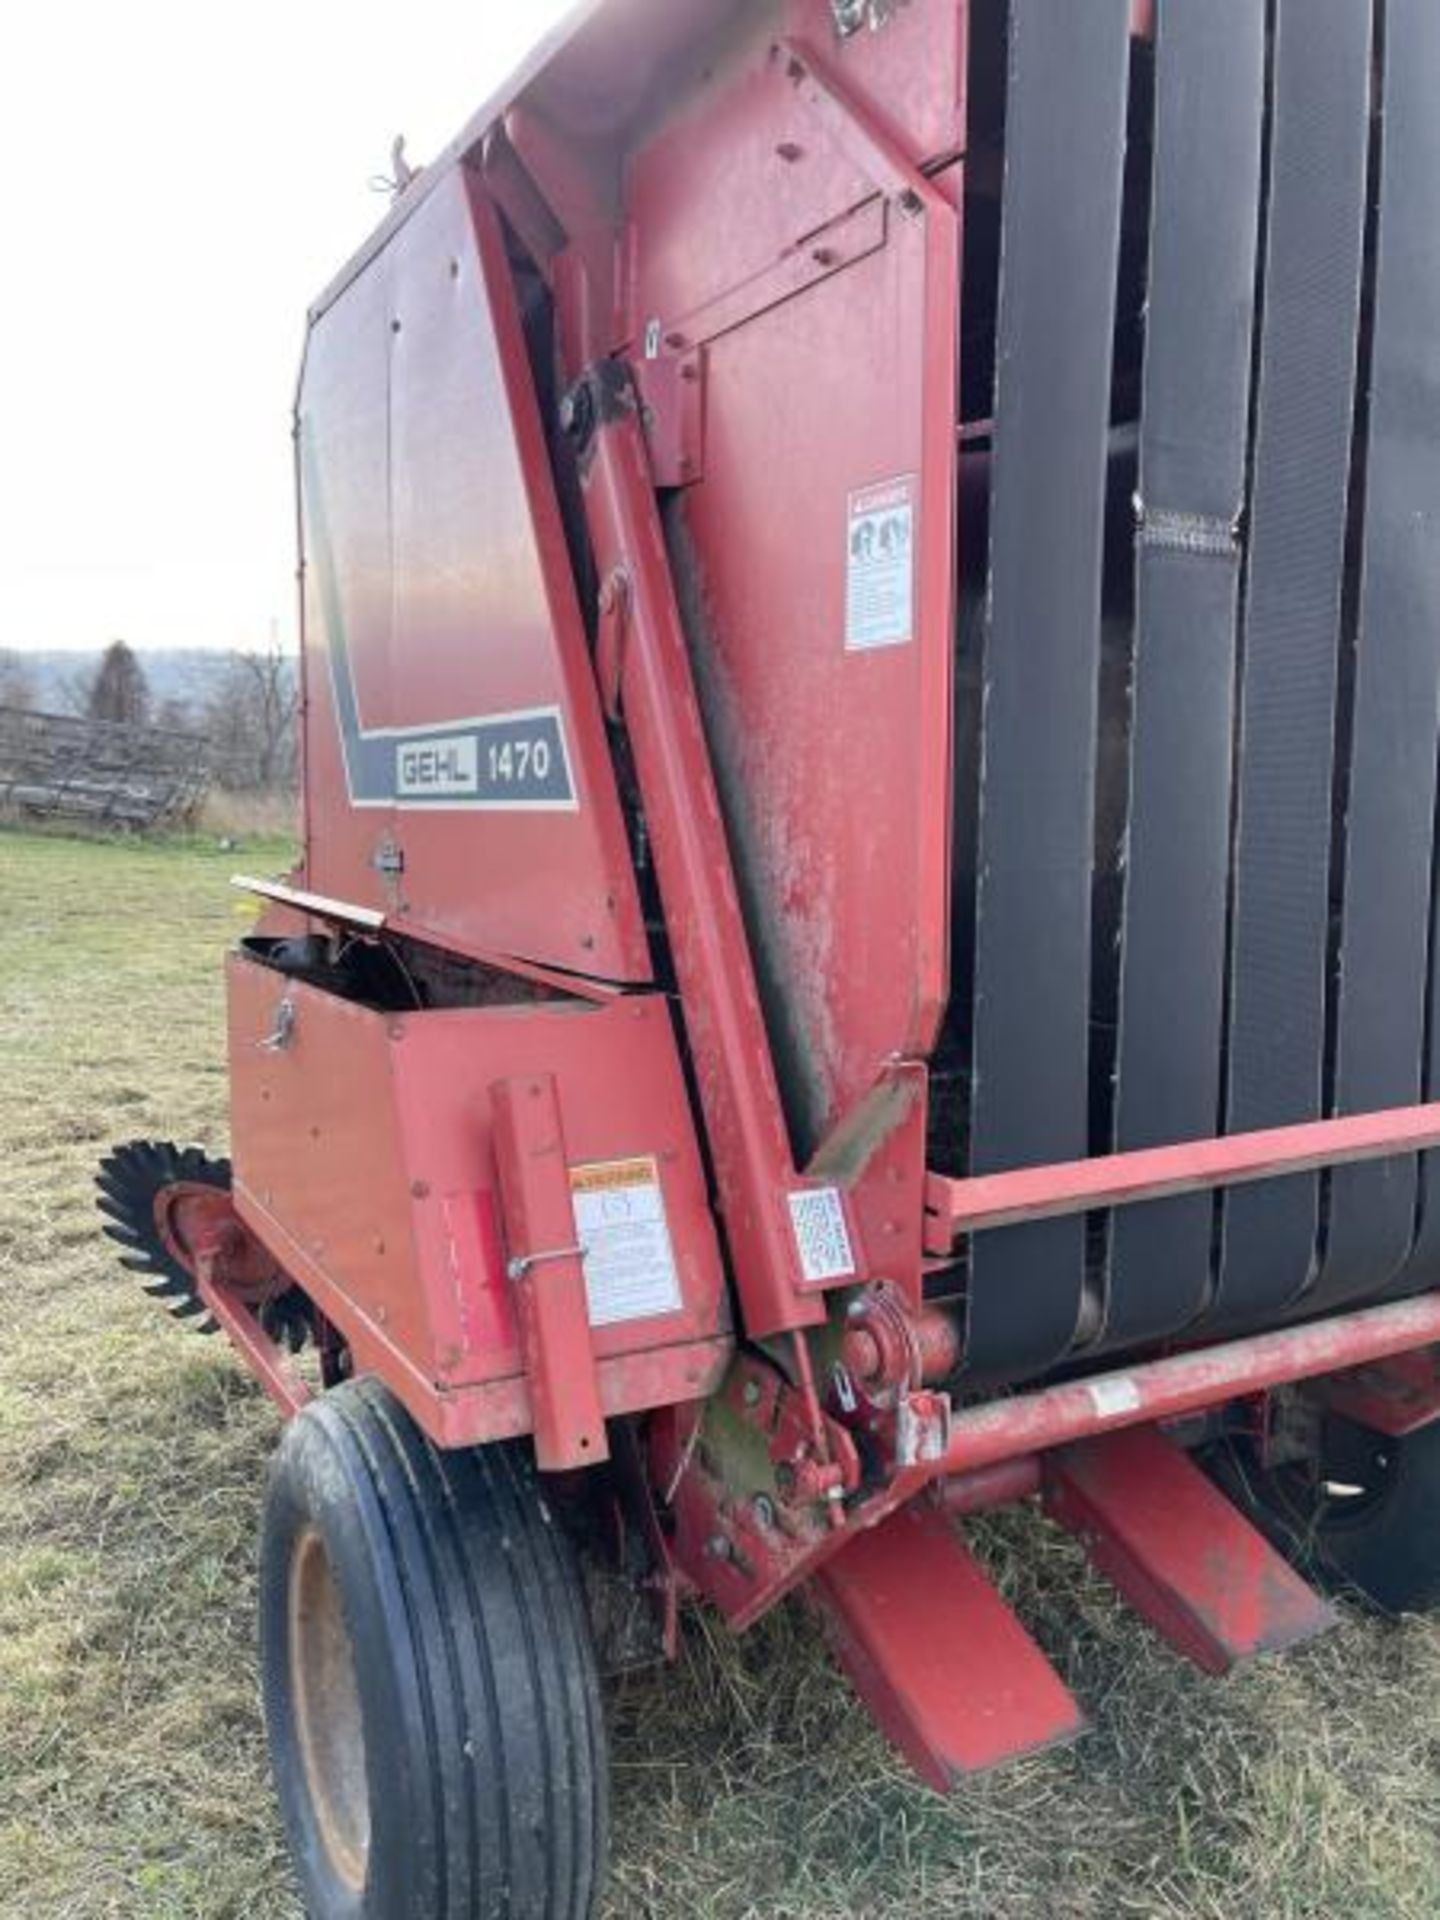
[0,1,579,654]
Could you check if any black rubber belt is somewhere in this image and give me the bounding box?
[1215,0,1372,1330]
[1321,0,1440,1309]
[966,0,1131,1377]
[1103,0,1266,1350]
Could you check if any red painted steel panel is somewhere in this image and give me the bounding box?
[1043,1427,1334,1675]
[297,166,649,981]
[226,956,730,1423]
[621,41,960,1155]
[814,1502,1084,1786]
[622,4,964,352]
[671,214,957,1152]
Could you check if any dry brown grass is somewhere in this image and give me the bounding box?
[194,790,300,844]
[2,826,1439,1918]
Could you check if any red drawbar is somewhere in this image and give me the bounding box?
[1043,1426,1335,1675]
[813,1502,1084,1787]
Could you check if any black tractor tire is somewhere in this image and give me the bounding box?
[260,1377,608,1919]
[1213,1411,1440,1617]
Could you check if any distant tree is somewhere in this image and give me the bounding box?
[0,649,37,710]
[205,646,299,790]
[154,695,194,733]
[87,640,151,726]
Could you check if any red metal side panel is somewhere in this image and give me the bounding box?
[297,165,649,982]
[621,2,964,348]
[620,23,960,1157]
[653,226,957,1150]
[226,957,730,1429]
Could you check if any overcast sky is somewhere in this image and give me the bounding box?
[0,1,577,654]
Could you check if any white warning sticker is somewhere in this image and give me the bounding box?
[1088,1376,1142,1421]
[845,475,916,651]
[788,1187,856,1284]
[570,1157,683,1327]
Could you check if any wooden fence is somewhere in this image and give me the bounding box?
[0,706,212,829]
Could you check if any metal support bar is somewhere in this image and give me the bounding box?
[938,1296,1440,1479]
[195,1262,313,1422]
[925,1102,1440,1247]
[490,1073,610,1471]
[579,380,824,1340]
[934,1456,1041,1516]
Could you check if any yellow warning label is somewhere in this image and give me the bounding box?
[568,1156,683,1327]
[569,1157,657,1195]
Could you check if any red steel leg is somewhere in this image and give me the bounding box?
[490,1074,609,1471]
[812,1502,1085,1786]
[1043,1425,1335,1674]
[195,1261,313,1423]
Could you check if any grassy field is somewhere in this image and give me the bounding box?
[2,826,1439,1918]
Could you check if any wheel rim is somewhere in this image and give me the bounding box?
[1252,1418,1399,1537]
[289,1528,371,1892]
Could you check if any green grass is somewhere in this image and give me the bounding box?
[2,826,1439,1917]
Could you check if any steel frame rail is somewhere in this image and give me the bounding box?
[925,1102,1440,1250]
